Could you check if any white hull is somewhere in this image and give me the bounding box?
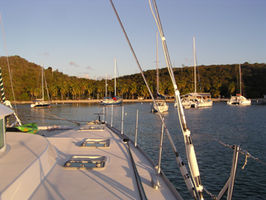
[100,97,122,105]
[180,100,213,109]
[180,93,213,109]
[197,100,213,107]
[152,101,169,113]
[1,124,179,200]
[31,100,50,108]
[227,95,251,106]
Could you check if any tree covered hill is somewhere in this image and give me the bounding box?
[0,56,265,101]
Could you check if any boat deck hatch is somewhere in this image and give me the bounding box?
[79,125,105,131]
[64,155,106,169]
[81,139,110,148]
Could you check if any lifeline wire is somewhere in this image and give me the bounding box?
[109,1,196,199]
[218,140,266,167]
[148,1,204,199]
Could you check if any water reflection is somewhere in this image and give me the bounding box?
[16,102,266,199]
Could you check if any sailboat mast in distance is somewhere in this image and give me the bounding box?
[156,32,159,94]
[105,74,108,98]
[114,58,117,97]
[239,64,242,96]
[193,36,197,93]
[41,66,44,101]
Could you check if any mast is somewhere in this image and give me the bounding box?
[44,70,50,102]
[41,67,44,101]
[193,36,197,93]
[114,58,117,96]
[239,64,242,95]
[105,74,107,97]
[110,1,198,198]
[156,32,159,94]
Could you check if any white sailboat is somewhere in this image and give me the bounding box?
[31,67,50,108]
[0,1,246,200]
[181,37,213,109]
[152,32,168,113]
[101,59,122,105]
[227,64,251,106]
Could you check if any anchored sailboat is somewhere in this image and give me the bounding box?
[227,64,251,106]
[0,67,38,133]
[152,32,168,113]
[181,37,213,109]
[31,67,50,108]
[0,1,253,200]
[101,58,122,105]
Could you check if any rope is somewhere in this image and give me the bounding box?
[22,114,89,123]
[148,1,204,199]
[217,140,266,168]
[218,140,234,150]
[44,112,81,126]
[109,1,196,198]
[203,187,217,200]
[110,0,196,197]
[239,148,266,167]
[242,153,249,170]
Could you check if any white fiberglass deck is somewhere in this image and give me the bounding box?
[0,133,56,200]
[1,124,180,200]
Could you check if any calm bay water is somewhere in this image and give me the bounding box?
[16,102,266,199]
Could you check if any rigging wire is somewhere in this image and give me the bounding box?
[203,187,217,200]
[43,112,81,126]
[218,140,266,167]
[148,0,204,199]
[43,68,51,101]
[0,14,18,114]
[202,139,266,200]
[22,114,88,124]
[109,0,197,198]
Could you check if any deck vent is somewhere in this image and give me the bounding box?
[81,138,110,148]
[79,125,105,131]
[64,155,106,169]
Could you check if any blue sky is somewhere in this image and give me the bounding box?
[0,0,265,79]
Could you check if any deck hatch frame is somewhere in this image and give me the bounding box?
[79,125,105,131]
[81,138,110,148]
[64,155,106,169]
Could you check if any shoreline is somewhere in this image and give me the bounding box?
[11,98,231,104]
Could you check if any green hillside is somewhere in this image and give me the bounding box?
[0,56,265,101]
